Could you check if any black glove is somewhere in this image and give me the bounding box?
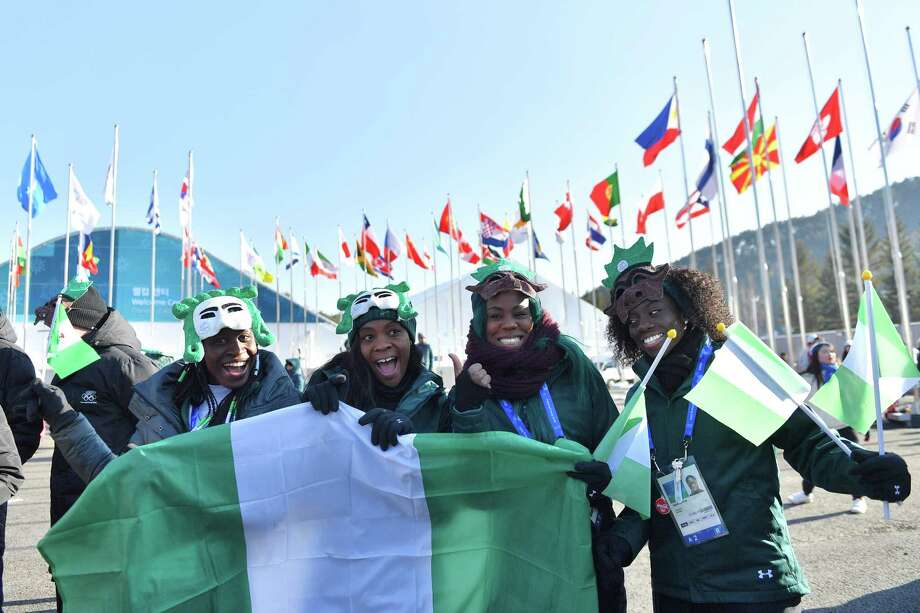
[358,408,414,451]
[592,530,630,612]
[567,460,612,493]
[849,447,911,502]
[304,374,346,415]
[15,379,76,430]
[453,369,491,412]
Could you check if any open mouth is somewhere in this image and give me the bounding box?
[374,356,399,378]
[642,332,665,349]
[222,359,250,379]
[497,335,524,347]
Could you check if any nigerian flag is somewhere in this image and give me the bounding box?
[46,299,100,378]
[593,389,650,518]
[684,322,811,446]
[39,404,597,612]
[810,284,920,433]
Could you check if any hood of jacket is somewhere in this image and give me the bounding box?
[83,309,143,352]
[0,313,17,346]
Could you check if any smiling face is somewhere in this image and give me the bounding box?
[358,319,411,387]
[816,344,837,365]
[485,291,534,349]
[626,294,685,358]
[201,327,258,389]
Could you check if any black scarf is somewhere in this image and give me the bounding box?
[371,358,421,410]
[655,327,704,395]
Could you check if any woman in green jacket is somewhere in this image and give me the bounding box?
[304,282,450,448]
[599,238,911,612]
[449,259,622,611]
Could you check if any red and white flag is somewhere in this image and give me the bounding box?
[636,181,665,235]
[795,88,843,163]
[338,226,353,267]
[438,199,461,240]
[405,233,429,270]
[554,192,574,232]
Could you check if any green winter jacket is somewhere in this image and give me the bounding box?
[309,366,450,434]
[450,346,618,452]
[612,338,864,604]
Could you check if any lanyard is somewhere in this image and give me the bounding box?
[648,340,714,468]
[190,397,238,431]
[499,383,565,441]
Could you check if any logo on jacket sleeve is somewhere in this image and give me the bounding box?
[80,390,98,404]
[756,569,775,581]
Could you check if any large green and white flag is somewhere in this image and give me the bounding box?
[46,299,100,378]
[593,389,650,518]
[684,322,811,446]
[810,285,920,433]
[39,404,598,612]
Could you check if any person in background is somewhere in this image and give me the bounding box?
[786,341,869,514]
[0,309,40,606]
[841,339,852,361]
[416,332,434,371]
[795,333,821,373]
[304,283,450,449]
[285,358,305,393]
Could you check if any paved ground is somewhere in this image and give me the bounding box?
[5,425,919,612]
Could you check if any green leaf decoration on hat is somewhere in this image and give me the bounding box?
[60,278,93,301]
[602,237,655,289]
[171,285,274,363]
[470,258,534,283]
[335,281,417,336]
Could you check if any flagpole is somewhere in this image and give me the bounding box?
[150,170,158,336]
[587,215,601,359]
[802,33,852,342]
[63,164,74,286]
[289,228,295,324]
[615,165,626,248]
[274,218,281,343]
[445,198,458,356]
[336,226,343,300]
[22,135,37,346]
[555,198,569,329]
[727,1,776,350]
[525,172,536,273]
[570,205,584,342]
[673,76,697,269]
[753,79,795,361]
[314,274,319,364]
[657,170,673,263]
[186,150,194,301]
[6,230,14,317]
[701,38,740,316]
[107,124,119,305]
[431,221,441,359]
[773,120,808,357]
[699,119,721,280]
[836,79,869,292]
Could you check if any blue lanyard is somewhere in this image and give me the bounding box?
[499,383,565,441]
[647,340,714,457]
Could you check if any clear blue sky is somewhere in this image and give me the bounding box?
[3,1,918,315]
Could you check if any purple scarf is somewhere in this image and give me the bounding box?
[463,314,565,400]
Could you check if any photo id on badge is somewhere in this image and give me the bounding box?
[655,455,728,547]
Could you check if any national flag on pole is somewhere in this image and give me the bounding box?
[518,179,532,223]
[384,226,402,264]
[480,212,510,249]
[589,170,620,218]
[532,231,549,261]
[636,182,665,235]
[362,215,382,259]
[594,390,651,518]
[458,237,481,264]
[586,214,607,251]
[795,88,843,163]
[338,227,353,267]
[433,219,448,255]
[178,173,192,229]
[46,297,100,378]
[198,248,220,288]
[239,233,274,284]
[286,232,302,270]
[722,92,759,154]
[103,133,119,207]
[38,404,597,612]
[554,193,574,232]
[810,284,920,433]
[355,240,378,278]
[437,200,461,240]
[481,244,503,264]
[684,322,811,446]
[508,218,528,247]
[306,244,338,280]
[274,225,288,264]
[405,233,429,270]
[146,176,161,235]
[78,235,100,278]
[68,169,101,236]
[829,137,849,206]
[878,88,920,160]
[13,233,25,288]
[635,95,681,166]
[676,137,718,229]
[728,120,779,194]
[17,144,58,217]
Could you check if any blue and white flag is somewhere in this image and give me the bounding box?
[286,231,302,270]
[147,175,161,235]
[532,230,550,261]
[586,214,607,251]
[17,144,58,217]
[676,137,717,229]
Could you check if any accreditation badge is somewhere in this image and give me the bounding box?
[654,455,728,547]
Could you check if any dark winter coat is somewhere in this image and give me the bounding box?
[49,309,158,524]
[0,313,40,463]
[49,350,301,484]
[0,408,23,504]
[611,337,864,604]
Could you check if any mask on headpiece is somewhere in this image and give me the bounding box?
[602,237,670,323]
[172,286,275,363]
[336,282,418,346]
[466,259,546,337]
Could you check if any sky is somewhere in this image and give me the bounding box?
[2,1,918,317]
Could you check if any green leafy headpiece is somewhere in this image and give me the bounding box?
[336,282,418,345]
[601,237,655,289]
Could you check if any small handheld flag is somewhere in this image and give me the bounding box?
[47,297,101,378]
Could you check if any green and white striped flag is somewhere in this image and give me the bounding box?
[810,284,920,433]
[39,404,598,612]
[46,298,100,378]
[684,322,811,446]
[593,389,650,518]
